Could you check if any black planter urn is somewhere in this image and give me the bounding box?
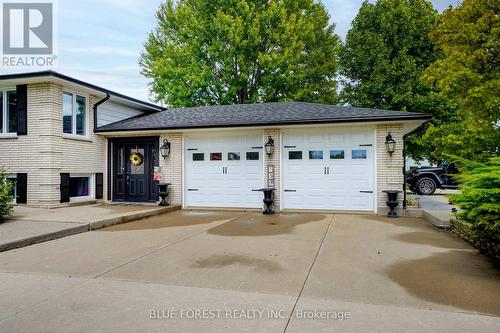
[158,183,171,206]
[254,188,275,214]
[383,190,401,218]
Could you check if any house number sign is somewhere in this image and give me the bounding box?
[267,165,274,187]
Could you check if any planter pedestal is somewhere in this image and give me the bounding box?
[158,183,171,206]
[383,190,401,218]
[254,188,275,214]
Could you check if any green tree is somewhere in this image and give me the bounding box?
[422,0,500,161]
[449,156,500,265]
[339,0,454,160]
[141,0,340,107]
[0,169,14,221]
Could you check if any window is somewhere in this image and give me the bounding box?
[289,151,302,160]
[228,152,240,161]
[69,177,90,198]
[210,153,222,161]
[246,152,259,160]
[0,89,17,134]
[63,92,87,136]
[193,153,204,161]
[309,150,323,160]
[352,150,367,159]
[330,150,344,159]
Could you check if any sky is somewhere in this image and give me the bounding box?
[2,0,461,102]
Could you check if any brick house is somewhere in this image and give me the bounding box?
[0,71,430,214]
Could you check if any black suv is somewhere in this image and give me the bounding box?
[407,162,459,195]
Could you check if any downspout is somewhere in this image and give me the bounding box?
[402,122,428,209]
[93,92,110,131]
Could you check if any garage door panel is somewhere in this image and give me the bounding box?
[185,134,264,208]
[283,128,374,212]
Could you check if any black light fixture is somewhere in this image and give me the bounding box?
[160,139,171,159]
[264,136,275,157]
[385,132,396,155]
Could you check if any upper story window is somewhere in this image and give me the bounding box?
[0,89,17,134]
[63,92,87,136]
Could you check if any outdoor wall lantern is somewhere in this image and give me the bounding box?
[385,132,396,155]
[160,139,171,159]
[264,136,275,157]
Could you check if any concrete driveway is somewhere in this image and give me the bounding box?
[0,210,498,332]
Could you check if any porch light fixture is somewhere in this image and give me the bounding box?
[264,136,275,157]
[160,139,171,159]
[385,132,396,155]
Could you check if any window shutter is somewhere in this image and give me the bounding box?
[95,173,103,199]
[16,173,27,204]
[16,85,28,135]
[60,173,70,203]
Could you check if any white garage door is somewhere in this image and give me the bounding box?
[185,133,264,208]
[282,127,375,211]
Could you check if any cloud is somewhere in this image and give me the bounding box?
[63,47,139,57]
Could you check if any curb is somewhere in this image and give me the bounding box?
[404,208,451,229]
[0,224,89,252]
[89,205,180,230]
[0,205,181,252]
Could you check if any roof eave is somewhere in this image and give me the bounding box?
[95,114,432,133]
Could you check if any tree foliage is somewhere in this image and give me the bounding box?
[449,156,500,263]
[141,0,340,107]
[339,0,454,160]
[421,0,500,161]
[0,170,14,221]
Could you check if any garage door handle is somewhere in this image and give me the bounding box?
[359,191,373,193]
[187,188,199,191]
[284,189,297,192]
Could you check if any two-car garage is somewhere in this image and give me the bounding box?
[184,127,376,212]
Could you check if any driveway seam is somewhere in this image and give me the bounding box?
[93,212,253,279]
[282,213,335,333]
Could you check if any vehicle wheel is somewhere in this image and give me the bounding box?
[416,177,437,195]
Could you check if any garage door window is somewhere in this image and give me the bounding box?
[309,150,323,159]
[210,153,222,161]
[352,150,367,159]
[289,151,302,160]
[330,150,344,159]
[246,152,259,160]
[192,153,204,161]
[228,152,240,160]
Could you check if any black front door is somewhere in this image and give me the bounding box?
[112,138,158,202]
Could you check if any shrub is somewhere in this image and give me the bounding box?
[449,156,500,264]
[0,170,14,221]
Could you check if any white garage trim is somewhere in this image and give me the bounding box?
[281,126,376,212]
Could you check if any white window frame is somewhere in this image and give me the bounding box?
[68,173,94,202]
[1,88,17,135]
[62,90,88,138]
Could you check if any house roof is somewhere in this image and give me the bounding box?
[95,102,431,132]
[0,70,165,112]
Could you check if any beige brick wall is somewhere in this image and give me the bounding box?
[263,129,281,211]
[0,82,107,208]
[376,123,405,214]
[159,133,183,206]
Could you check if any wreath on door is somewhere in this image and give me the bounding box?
[129,152,143,166]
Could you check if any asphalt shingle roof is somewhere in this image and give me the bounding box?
[95,102,431,132]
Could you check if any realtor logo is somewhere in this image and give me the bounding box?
[2,2,53,54]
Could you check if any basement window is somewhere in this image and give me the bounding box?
[69,176,91,199]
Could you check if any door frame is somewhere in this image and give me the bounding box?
[109,136,159,203]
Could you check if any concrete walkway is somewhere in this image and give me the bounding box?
[0,211,498,332]
[0,204,179,252]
